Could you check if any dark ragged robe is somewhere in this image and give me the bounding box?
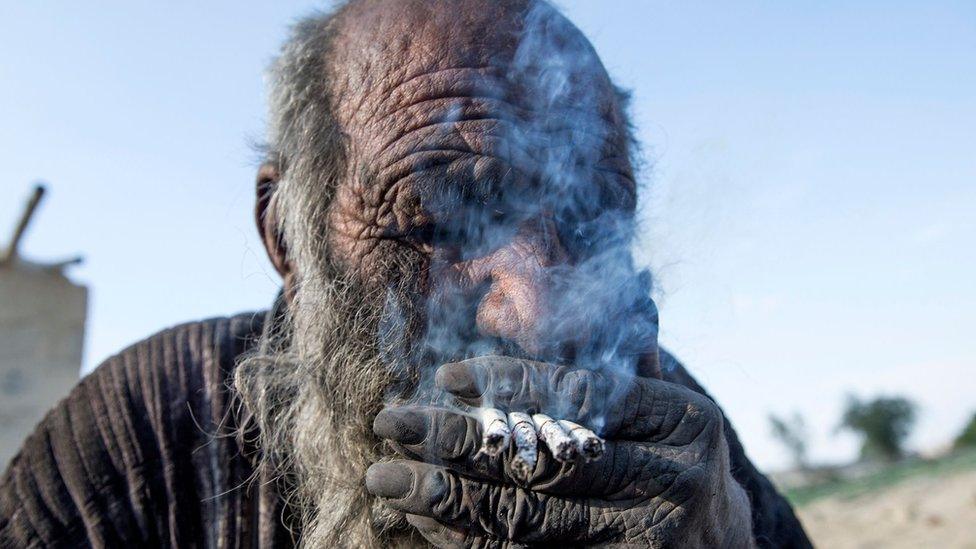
[0,309,811,548]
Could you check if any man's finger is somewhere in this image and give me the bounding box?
[365,460,610,543]
[435,356,551,412]
[374,405,538,488]
[373,407,686,498]
[406,514,527,549]
[434,357,724,443]
[405,514,468,549]
[374,406,485,465]
[434,356,607,421]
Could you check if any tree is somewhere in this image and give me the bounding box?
[953,412,976,450]
[769,412,809,470]
[838,394,917,462]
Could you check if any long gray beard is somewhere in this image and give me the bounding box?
[233,264,425,548]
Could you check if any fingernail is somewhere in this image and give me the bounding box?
[365,462,413,499]
[373,408,427,445]
[435,362,482,397]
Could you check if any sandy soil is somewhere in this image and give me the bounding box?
[796,469,976,548]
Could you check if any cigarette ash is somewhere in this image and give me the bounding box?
[559,419,605,461]
[532,413,578,462]
[478,407,511,457]
[474,407,604,479]
[507,412,538,481]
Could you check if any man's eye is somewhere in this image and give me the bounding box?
[555,214,617,260]
[406,223,438,244]
[393,204,519,257]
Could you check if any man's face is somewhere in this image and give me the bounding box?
[242,2,662,545]
[310,0,657,377]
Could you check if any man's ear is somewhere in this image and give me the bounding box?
[255,162,296,299]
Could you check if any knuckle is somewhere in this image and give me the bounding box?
[685,391,722,429]
[432,412,476,460]
[549,367,604,415]
[453,482,522,540]
[696,399,725,443]
[497,488,545,540]
[657,386,726,446]
[406,515,464,549]
[423,468,456,516]
[672,464,710,499]
[485,357,527,407]
[555,369,589,399]
[512,359,538,406]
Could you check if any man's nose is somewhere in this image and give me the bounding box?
[457,218,570,358]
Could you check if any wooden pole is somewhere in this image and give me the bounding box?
[1,184,46,265]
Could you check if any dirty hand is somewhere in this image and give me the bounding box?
[366,356,756,547]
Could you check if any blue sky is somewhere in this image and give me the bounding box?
[2,1,973,470]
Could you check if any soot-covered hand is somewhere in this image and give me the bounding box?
[366,357,756,548]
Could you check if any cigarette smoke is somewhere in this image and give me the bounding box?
[392,1,660,433]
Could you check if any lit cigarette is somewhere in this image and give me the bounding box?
[531,413,578,462]
[507,412,538,480]
[478,408,511,457]
[557,419,605,461]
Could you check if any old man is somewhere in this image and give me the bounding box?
[1,1,810,547]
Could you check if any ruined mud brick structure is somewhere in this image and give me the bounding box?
[0,186,87,467]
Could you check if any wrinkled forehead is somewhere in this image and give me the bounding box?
[327,0,635,218]
[329,0,527,86]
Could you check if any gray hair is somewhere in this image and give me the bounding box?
[265,3,351,293]
[241,5,405,547]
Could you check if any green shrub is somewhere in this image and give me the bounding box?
[838,395,916,462]
[953,412,976,450]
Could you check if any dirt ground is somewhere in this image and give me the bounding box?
[796,468,976,548]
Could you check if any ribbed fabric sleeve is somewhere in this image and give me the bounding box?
[1,312,808,547]
[0,313,292,549]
